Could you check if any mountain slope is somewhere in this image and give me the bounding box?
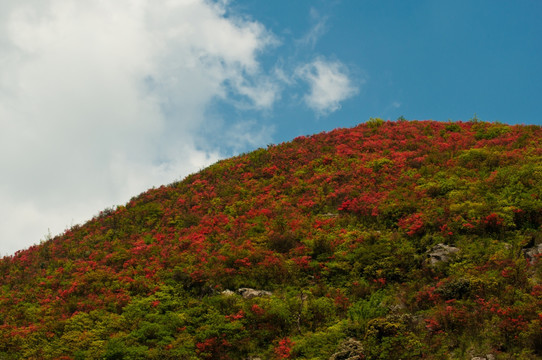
[1,119,542,359]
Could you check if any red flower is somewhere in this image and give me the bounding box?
[274,337,294,359]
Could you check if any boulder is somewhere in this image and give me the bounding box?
[523,243,542,263]
[428,243,459,265]
[471,354,495,360]
[237,288,272,299]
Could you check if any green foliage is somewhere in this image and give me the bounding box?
[474,123,510,140]
[363,315,423,359]
[367,157,394,172]
[348,290,390,336]
[366,117,385,128]
[1,119,542,358]
[445,122,462,133]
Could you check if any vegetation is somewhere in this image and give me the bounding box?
[1,119,542,359]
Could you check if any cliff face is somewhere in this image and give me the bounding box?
[1,119,542,359]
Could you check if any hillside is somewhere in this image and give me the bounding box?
[1,119,542,359]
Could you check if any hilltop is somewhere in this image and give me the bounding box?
[1,119,542,359]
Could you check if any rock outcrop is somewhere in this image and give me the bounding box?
[471,355,495,360]
[221,288,273,298]
[428,243,459,265]
[523,243,542,263]
[237,288,272,299]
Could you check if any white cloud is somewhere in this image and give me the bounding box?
[223,120,275,153]
[297,7,328,49]
[0,0,279,255]
[296,58,359,116]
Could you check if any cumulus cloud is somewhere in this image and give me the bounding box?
[296,58,359,116]
[0,0,279,255]
[0,0,361,255]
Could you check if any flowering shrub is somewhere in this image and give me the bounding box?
[0,120,541,358]
[274,337,294,359]
[398,213,425,236]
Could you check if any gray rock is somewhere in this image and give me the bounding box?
[523,243,542,263]
[237,288,272,299]
[428,243,459,265]
[470,355,495,360]
[221,289,235,296]
[329,338,364,360]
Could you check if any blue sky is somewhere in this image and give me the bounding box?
[0,0,540,254]
[224,0,542,143]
